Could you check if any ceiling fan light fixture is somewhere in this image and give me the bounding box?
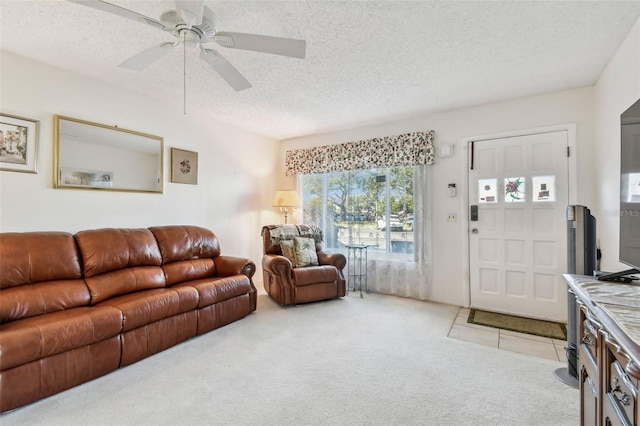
[179,28,201,47]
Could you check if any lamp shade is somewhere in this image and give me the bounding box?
[273,190,301,207]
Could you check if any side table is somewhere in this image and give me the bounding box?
[344,244,370,298]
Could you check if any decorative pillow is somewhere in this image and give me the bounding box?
[280,240,297,265]
[293,237,319,268]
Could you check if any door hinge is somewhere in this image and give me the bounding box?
[567,146,570,157]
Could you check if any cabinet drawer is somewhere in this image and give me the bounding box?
[606,360,637,425]
[581,368,598,425]
[603,392,630,426]
[580,311,599,370]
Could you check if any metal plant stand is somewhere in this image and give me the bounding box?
[345,244,370,298]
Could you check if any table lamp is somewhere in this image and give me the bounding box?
[273,190,300,224]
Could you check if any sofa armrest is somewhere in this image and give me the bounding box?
[214,256,256,280]
[317,251,346,271]
[262,254,293,276]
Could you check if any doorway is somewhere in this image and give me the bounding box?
[468,130,569,322]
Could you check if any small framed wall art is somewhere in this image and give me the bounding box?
[170,147,198,185]
[0,112,40,173]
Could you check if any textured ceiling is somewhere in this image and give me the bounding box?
[2,1,640,140]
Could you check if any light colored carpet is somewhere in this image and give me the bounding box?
[1,287,578,426]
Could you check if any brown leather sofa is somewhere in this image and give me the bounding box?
[261,224,346,305]
[0,225,256,412]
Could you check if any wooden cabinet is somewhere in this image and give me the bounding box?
[565,275,640,426]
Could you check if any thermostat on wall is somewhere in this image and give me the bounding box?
[448,183,456,197]
[440,144,454,157]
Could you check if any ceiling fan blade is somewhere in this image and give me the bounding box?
[213,32,306,59]
[176,0,204,27]
[200,48,252,91]
[202,5,216,28]
[120,43,177,70]
[66,0,167,31]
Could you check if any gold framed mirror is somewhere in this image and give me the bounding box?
[54,115,163,193]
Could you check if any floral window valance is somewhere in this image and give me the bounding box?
[285,130,435,176]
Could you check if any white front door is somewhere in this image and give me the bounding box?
[468,131,569,321]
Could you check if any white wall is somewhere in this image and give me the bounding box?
[0,51,282,267]
[280,87,596,306]
[593,16,640,272]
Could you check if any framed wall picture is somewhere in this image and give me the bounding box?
[170,148,198,185]
[0,113,40,173]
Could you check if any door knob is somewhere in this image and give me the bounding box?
[471,228,479,234]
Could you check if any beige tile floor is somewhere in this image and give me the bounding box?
[448,307,567,362]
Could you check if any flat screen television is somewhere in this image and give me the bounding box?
[597,97,640,283]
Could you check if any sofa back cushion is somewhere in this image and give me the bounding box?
[75,228,165,304]
[162,259,217,286]
[149,226,221,285]
[0,232,89,323]
[150,225,220,263]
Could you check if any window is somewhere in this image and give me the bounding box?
[478,178,497,203]
[626,173,640,203]
[532,175,556,202]
[504,177,525,203]
[299,166,415,257]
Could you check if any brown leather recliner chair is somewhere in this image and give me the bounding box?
[261,225,346,305]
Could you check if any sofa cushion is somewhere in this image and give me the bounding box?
[84,266,167,305]
[0,306,123,371]
[75,228,162,278]
[175,275,252,307]
[150,225,220,264]
[0,232,89,323]
[162,258,217,286]
[293,237,319,267]
[292,266,338,286]
[96,287,199,332]
[279,240,297,265]
[0,279,90,324]
[0,232,82,288]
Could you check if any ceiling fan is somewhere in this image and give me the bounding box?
[67,0,306,91]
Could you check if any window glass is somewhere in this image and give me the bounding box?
[478,178,497,203]
[532,175,555,202]
[300,167,414,257]
[626,173,640,203]
[300,173,329,241]
[504,177,525,203]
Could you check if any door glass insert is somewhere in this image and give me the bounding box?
[532,175,556,202]
[478,178,497,203]
[504,177,525,203]
[626,173,640,203]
